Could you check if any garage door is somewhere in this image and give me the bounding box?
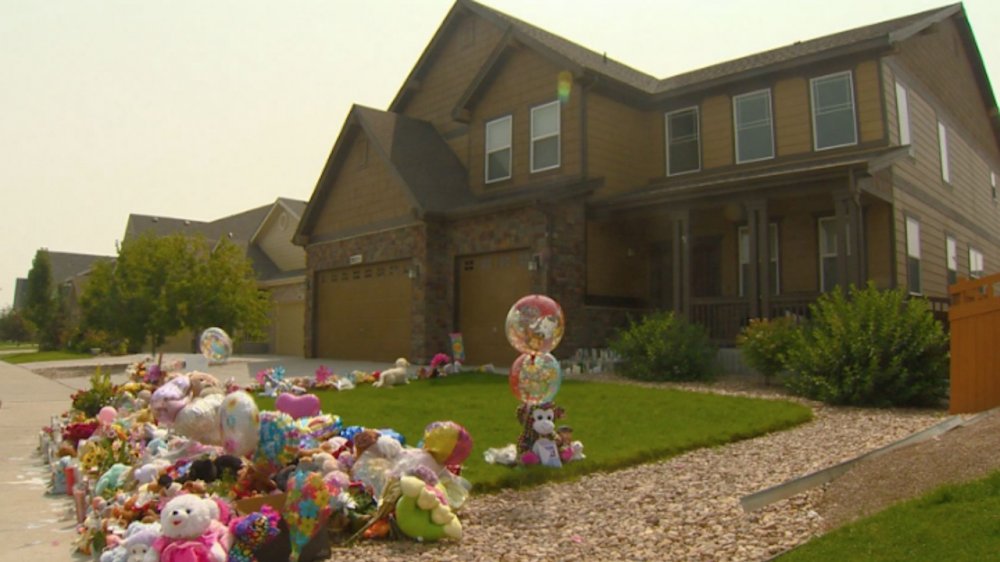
[315,260,412,361]
[273,301,304,356]
[457,249,532,366]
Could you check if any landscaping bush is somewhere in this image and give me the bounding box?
[71,368,116,417]
[610,311,717,381]
[783,283,949,407]
[737,316,799,385]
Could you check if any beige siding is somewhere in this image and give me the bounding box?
[311,134,412,238]
[774,77,811,156]
[467,47,582,195]
[855,59,885,143]
[866,201,893,289]
[257,207,306,271]
[895,17,1000,159]
[701,94,733,169]
[587,93,659,198]
[400,14,505,132]
[586,220,649,298]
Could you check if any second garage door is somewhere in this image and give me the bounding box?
[457,249,532,366]
[314,260,412,361]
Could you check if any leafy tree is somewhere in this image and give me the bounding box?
[0,307,35,344]
[25,249,57,349]
[80,232,267,353]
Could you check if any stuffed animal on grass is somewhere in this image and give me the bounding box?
[144,494,229,562]
[516,402,565,467]
[372,358,410,388]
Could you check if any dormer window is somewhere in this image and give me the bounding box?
[734,89,774,163]
[530,101,560,172]
[485,115,512,183]
[811,71,857,150]
[665,107,700,175]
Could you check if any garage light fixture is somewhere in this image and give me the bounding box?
[407,265,420,279]
[528,254,542,271]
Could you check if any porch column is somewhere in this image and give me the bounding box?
[746,199,770,318]
[671,208,691,318]
[834,188,865,288]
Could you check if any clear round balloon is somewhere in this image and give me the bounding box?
[504,295,565,355]
[199,327,232,363]
[509,352,562,405]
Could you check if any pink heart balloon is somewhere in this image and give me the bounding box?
[275,393,321,419]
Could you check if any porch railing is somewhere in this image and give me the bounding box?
[690,297,751,343]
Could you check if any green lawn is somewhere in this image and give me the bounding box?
[259,372,812,492]
[0,341,36,351]
[778,470,1000,562]
[2,350,93,364]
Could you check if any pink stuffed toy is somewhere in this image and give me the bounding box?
[150,376,192,427]
[144,494,229,562]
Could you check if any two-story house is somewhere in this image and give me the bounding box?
[295,1,1000,365]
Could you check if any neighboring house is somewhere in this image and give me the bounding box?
[123,198,307,356]
[12,251,115,322]
[294,0,1000,365]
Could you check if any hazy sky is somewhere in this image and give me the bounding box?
[2,0,998,309]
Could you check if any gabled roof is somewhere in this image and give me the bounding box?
[296,105,475,244]
[655,4,962,96]
[125,204,271,246]
[397,1,969,106]
[250,197,308,246]
[46,251,115,285]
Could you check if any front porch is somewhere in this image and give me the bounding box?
[587,158,900,343]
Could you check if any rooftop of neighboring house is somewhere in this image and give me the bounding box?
[123,198,307,283]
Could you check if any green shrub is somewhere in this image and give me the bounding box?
[71,368,116,417]
[738,316,799,384]
[783,283,949,407]
[610,311,717,381]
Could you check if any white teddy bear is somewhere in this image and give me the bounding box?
[144,494,228,562]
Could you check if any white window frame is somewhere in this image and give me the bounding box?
[969,247,984,279]
[906,216,922,294]
[810,71,858,151]
[485,115,512,183]
[938,121,950,184]
[530,101,560,173]
[947,235,958,286]
[738,223,780,297]
[733,89,775,164]
[991,171,996,202]
[895,82,911,147]
[665,106,701,176]
[818,216,840,292]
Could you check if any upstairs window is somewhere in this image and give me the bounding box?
[734,90,774,163]
[906,216,921,294]
[485,115,512,183]
[665,107,700,175]
[530,101,560,172]
[938,121,950,183]
[947,235,958,286]
[738,223,779,297]
[969,247,984,279]
[811,71,857,150]
[895,82,911,147]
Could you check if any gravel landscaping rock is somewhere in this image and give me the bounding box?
[323,377,944,562]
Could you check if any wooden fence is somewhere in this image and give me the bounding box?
[949,272,1000,413]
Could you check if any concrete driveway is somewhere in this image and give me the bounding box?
[0,353,398,562]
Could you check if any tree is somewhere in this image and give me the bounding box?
[0,307,34,345]
[79,232,268,353]
[25,249,57,349]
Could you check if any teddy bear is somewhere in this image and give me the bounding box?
[123,523,161,562]
[144,494,229,562]
[372,358,410,387]
[516,402,565,467]
[150,375,191,427]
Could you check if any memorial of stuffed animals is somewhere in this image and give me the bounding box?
[35,296,582,562]
[39,327,477,562]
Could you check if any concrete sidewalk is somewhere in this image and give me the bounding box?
[0,354,400,562]
[0,360,84,562]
